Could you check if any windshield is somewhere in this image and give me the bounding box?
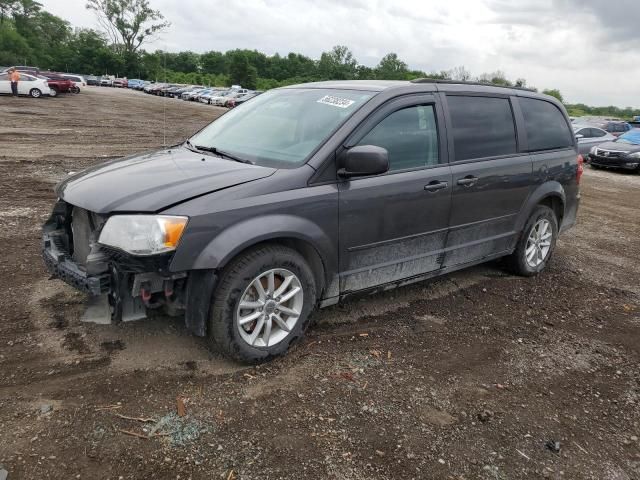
[616,129,640,145]
[189,88,374,168]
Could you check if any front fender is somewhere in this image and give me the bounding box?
[195,214,335,269]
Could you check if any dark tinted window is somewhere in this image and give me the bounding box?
[357,105,439,171]
[591,128,606,138]
[447,96,517,161]
[576,128,591,138]
[520,97,573,151]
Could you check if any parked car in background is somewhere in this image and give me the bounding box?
[588,128,640,171]
[230,91,263,107]
[41,80,581,363]
[0,71,51,97]
[601,121,632,137]
[61,74,87,90]
[573,125,616,156]
[86,75,99,86]
[41,74,74,97]
[126,79,144,89]
[197,89,226,103]
[210,89,251,106]
[100,76,113,87]
[113,78,128,88]
[182,87,209,101]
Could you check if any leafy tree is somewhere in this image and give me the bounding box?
[0,0,18,24]
[201,50,225,74]
[0,21,31,64]
[542,88,564,102]
[318,45,358,80]
[86,0,169,56]
[229,53,257,89]
[375,53,408,80]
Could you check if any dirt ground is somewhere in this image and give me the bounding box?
[0,88,639,480]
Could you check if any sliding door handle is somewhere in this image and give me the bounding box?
[424,181,448,192]
[457,176,478,187]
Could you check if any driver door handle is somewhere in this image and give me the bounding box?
[457,176,478,187]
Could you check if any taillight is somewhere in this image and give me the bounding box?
[576,154,584,185]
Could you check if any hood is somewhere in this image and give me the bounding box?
[56,146,276,213]
[597,141,640,153]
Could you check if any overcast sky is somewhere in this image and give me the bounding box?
[42,0,639,107]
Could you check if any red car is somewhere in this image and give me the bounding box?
[41,74,75,97]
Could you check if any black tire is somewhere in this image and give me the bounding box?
[208,244,316,363]
[30,88,42,98]
[504,205,558,277]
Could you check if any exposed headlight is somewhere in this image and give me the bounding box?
[627,152,640,159]
[590,146,598,155]
[98,215,188,256]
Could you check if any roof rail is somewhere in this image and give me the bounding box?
[410,78,537,92]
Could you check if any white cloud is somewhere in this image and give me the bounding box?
[41,0,640,107]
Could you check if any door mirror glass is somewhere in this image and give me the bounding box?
[338,145,389,178]
[575,133,584,140]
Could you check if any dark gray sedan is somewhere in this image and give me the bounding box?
[588,128,640,171]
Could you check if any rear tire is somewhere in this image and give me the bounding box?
[29,88,42,98]
[48,88,58,97]
[208,245,316,363]
[504,205,558,277]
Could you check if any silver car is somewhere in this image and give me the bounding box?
[573,124,616,156]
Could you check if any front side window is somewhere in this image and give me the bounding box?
[520,97,573,151]
[447,95,517,161]
[0,74,8,81]
[356,105,439,171]
[190,88,374,168]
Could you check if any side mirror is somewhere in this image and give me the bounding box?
[575,134,584,140]
[338,145,389,178]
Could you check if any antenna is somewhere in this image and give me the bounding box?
[163,47,167,147]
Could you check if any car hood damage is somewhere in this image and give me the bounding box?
[56,146,276,213]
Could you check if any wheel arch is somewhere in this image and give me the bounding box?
[180,214,338,299]
[514,182,566,242]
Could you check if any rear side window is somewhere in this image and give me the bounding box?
[357,105,439,171]
[591,128,606,138]
[447,96,517,161]
[520,98,573,151]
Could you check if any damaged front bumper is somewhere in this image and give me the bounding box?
[42,200,216,335]
[41,200,187,323]
[42,230,110,296]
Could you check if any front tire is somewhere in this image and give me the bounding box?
[208,245,316,363]
[505,205,558,276]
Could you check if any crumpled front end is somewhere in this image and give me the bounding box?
[42,200,188,323]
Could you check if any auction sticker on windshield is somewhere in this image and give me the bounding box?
[317,95,355,108]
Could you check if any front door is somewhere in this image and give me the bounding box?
[442,94,533,268]
[338,96,452,293]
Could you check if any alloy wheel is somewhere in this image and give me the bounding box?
[525,219,552,268]
[236,268,304,348]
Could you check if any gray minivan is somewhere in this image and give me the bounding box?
[43,80,582,362]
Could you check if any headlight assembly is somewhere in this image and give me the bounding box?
[627,152,640,159]
[98,215,188,256]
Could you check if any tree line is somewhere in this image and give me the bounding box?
[1,0,637,119]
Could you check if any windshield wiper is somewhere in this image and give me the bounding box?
[184,140,253,164]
